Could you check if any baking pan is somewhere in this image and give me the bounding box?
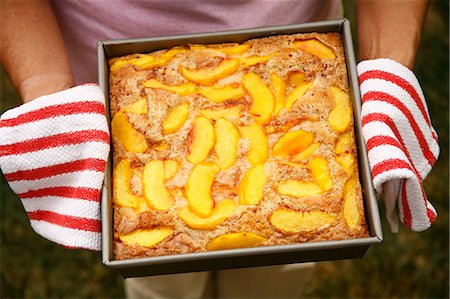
[98,19,383,278]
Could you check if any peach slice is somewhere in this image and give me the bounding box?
[179,199,236,230]
[242,72,275,125]
[288,72,306,86]
[111,110,148,153]
[270,208,335,233]
[343,177,360,229]
[293,39,336,59]
[200,105,242,122]
[109,55,155,72]
[207,232,267,251]
[239,164,267,205]
[136,196,152,214]
[285,81,312,110]
[189,44,250,56]
[270,73,287,116]
[140,47,186,69]
[162,102,190,135]
[157,47,186,61]
[143,79,196,96]
[185,162,220,217]
[154,143,169,151]
[119,228,173,247]
[198,85,246,103]
[136,47,186,69]
[109,58,132,72]
[214,118,239,169]
[328,86,352,133]
[113,159,141,208]
[309,157,333,192]
[272,130,314,157]
[180,58,240,85]
[111,48,185,72]
[164,160,180,179]
[143,160,173,210]
[216,44,251,56]
[292,142,320,162]
[122,97,148,114]
[187,117,215,164]
[276,180,323,197]
[127,55,157,69]
[336,153,355,174]
[335,132,352,154]
[265,120,298,134]
[240,52,277,68]
[239,123,268,165]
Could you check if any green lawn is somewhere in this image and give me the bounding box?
[1,1,448,298]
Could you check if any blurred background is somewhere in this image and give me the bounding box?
[1,1,448,298]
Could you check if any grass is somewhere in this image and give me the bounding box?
[1,1,448,298]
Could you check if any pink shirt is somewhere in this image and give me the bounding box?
[51,0,340,84]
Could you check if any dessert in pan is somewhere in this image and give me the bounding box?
[108,32,368,260]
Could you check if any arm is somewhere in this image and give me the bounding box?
[0,0,74,103]
[357,0,429,69]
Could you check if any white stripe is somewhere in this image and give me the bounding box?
[367,144,409,167]
[357,58,433,124]
[7,170,105,194]
[361,100,427,171]
[358,58,439,143]
[22,196,101,219]
[357,59,423,95]
[372,168,414,193]
[0,113,108,146]
[0,142,110,173]
[361,79,431,129]
[362,121,398,141]
[360,78,438,150]
[1,85,104,120]
[30,220,101,250]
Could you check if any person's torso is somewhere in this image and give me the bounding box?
[51,0,341,83]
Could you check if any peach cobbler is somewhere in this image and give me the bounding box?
[109,33,368,260]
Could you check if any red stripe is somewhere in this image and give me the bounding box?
[363,113,411,168]
[4,158,106,181]
[363,111,437,229]
[363,113,423,183]
[372,158,413,178]
[416,178,436,226]
[427,207,437,224]
[366,135,402,152]
[400,182,413,229]
[28,210,100,232]
[0,101,105,128]
[359,70,432,128]
[360,70,438,142]
[18,186,100,201]
[363,91,437,166]
[0,129,109,157]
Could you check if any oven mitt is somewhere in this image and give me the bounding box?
[0,84,109,250]
[358,58,439,232]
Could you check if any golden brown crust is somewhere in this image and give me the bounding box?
[109,32,369,261]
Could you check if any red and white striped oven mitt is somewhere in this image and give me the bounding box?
[358,58,440,232]
[0,84,109,250]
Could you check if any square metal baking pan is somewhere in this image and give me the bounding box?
[98,19,383,278]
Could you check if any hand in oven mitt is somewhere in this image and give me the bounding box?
[357,58,440,232]
[0,84,109,250]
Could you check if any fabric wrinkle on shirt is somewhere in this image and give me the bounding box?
[50,0,340,84]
